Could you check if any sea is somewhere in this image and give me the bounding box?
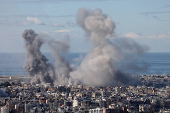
[0,53,169,75]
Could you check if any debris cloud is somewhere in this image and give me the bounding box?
[70,8,148,86]
[22,29,55,85]
[22,8,149,86]
[48,36,73,86]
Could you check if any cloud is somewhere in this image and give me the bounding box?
[146,33,170,39]
[0,14,75,19]
[15,21,31,26]
[121,32,170,39]
[54,29,71,32]
[152,15,165,21]
[0,17,44,26]
[141,11,170,21]
[141,11,170,16]
[0,20,30,26]
[52,22,65,27]
[0,20,11,25]
[66,21,77,27]
[121,32,140,39]
[26,17,45,25]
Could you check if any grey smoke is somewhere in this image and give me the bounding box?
[22,29,55,85]
[22,8,149,86]
[70,8,148,86]
[48,36,73,85]
[23,29,73,85]
[113,38,150,74]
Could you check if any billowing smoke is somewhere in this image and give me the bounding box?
[22,30,73,86]
[22,8,149,86]
[70,8,149,86]
[113,38,150,74]
[48,36,73,86]
[22,29,55,85]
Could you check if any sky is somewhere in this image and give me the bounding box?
[0,0,170,53]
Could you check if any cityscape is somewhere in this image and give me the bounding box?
[0,0,170,113]
[0,74,170,113]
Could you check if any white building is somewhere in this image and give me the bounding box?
[89,108,103,113]
[1,106,9,113]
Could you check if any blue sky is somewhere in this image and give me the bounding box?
[0,0,170,53]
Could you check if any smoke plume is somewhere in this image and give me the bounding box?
[70,8,149,86]
[22,29,55,85]
[22,8,149,86]
[23,30,73,85]
[48,36,73,86]
[113,38,150,74]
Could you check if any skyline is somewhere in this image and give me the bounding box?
[0,0,170,53]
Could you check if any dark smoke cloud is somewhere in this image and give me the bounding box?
[22,29,55,85]
[70,8,148,86]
